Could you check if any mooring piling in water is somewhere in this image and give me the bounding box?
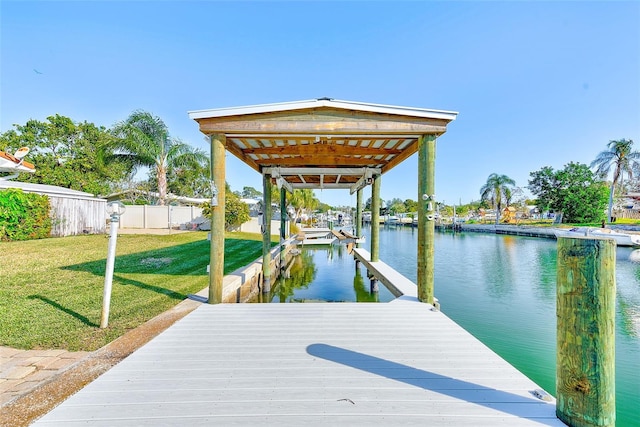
[556,236,616,427]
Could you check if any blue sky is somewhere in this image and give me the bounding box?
[2,1,639,207]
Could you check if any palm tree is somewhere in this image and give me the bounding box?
[480,173,516,224]
[288,189,319,224]
[590,139,639,222]
[110,110,207,205]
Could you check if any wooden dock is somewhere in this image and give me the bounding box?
[34,302,562,426]
[352,248,419,299]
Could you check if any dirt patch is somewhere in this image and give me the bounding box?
[140,257,173,267]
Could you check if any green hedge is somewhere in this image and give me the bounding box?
[0,189,51,241]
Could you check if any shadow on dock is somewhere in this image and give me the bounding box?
[307,343,559,424]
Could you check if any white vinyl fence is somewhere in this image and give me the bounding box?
[119,205,205,230]
[118,205,288,235]
[239,217,287,236]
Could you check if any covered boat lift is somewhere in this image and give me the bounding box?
[188,98,457,304]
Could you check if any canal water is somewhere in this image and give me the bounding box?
[255,226,640,426]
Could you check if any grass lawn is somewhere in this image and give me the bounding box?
[0,231,275,351]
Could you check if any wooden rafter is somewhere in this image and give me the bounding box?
[257,157,384,167]
[239,143,404,156]
[191,101,456,190]
[225,140,261,172]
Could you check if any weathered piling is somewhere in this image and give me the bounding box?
[208,133,226,304]
[371,174,381,262]
[262,174,272,293]
[556,236,616,427]
[417,134,436,304]
[356,188,363,248]
[280,188,287,271]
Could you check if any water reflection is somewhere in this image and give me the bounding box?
[482,236,516,299]
[252,250,317,303]
[353,266,379,302]
[252,246,392,303]
[533,245,557,301]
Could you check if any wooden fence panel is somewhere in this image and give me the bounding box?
[49,196,106,236]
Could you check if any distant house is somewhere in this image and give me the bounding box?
[501,206,517,224]
[0,181,106,237]
[526,205,540,219]
[104,189,208,206]
[240,198,261,216]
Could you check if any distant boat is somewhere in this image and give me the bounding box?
[554,227,640,247]
[398,215,414,225]
[385,215,399,225]
[297,227,365,246]
[0,147,35,177]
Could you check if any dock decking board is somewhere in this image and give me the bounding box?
[34,303,562,426]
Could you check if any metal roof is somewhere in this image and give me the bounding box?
[0,180,101,200]
[189,98,458,193]
[188,98,458,121]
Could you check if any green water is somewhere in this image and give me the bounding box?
[253,243,395,303]
[376,226,639,427]
[256,226,640,426]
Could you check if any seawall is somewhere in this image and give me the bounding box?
[459,223,558,239]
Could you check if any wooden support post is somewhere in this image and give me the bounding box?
[356,188,363,248]
[365,270,379,293]
[208,133,226,304]
[262,174,272,293]
[370,278,379,293]
[556,237,616,427]
[280,187,287,270]
[417,134,436,304]
[371,174,381,262]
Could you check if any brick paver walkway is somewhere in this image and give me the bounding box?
[0,346,90,406]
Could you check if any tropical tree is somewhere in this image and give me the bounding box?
[479,173,516,224]
[165,157,211,198]
[387,198,406,214]
[527,166,556,214]
[0,115,128,195]
[590,139,639,222]
[364,197,385,212]
[241,186,262,199]
[288,189,319,224]
[110,110,207,205]
[528,162,608,223]
[403,199,417,213]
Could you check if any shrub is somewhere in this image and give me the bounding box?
[201,191,250,231]
[0,189,51,241]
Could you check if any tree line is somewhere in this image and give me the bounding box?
[0,111,210,205]
[478,138,637,224]
[0,112,330,229]
[1,112,634,226]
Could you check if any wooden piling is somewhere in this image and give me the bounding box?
[208,133,226,304]
[356,188,363,248]
[371,174,380,262]
[280,187,287,270]
[556,236,616,427]
[370,278,379,293]
[262,174,272,293]
[417,134,436,304]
